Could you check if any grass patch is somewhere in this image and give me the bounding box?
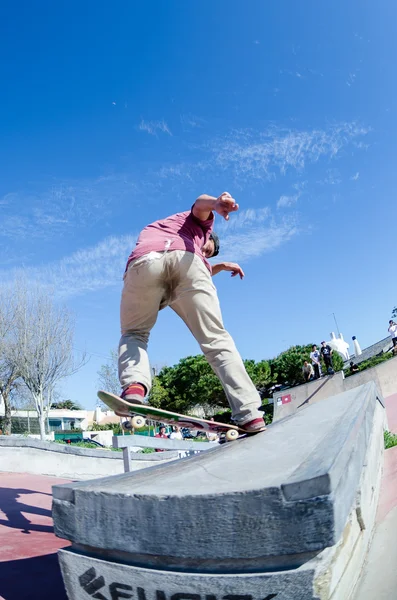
[55,440,111,450]
[345,352,395,377]
[384,430,397,449]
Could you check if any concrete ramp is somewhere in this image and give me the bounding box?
[52,382,386,600]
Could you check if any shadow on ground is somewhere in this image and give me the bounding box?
[0,487,53,534]
[0,552,67,600]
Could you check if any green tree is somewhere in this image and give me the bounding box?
[148,354,272,415]
[50,399,81,410]
[149,355,224,414]
[270,343,344,388]
[243,359,272,397]
[329,351,344,372]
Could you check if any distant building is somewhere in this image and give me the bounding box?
[0,403,120,435]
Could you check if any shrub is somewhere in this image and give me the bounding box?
[344,353,394,377]
[384,430,397,449]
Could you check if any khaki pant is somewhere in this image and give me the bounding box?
[119,250,262,425]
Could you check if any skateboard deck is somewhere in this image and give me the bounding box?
[97,390,245,440]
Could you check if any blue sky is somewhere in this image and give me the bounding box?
[1,1,396,408]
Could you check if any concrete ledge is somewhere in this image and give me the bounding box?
[56,393,385,600]
[53,383,385,570]
[114,434,214,451]
[0,437,178,480]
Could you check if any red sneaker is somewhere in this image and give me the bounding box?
[121,383,146,405]
[241,417,266,433]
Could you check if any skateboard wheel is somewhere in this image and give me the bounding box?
[225,429,239,441]
[131,416,146,429]
[122,421,132,430]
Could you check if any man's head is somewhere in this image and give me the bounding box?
[312,344,317,351]
[390,320,395,325]
[304,360,308,366]
[321,341,326,346]
[159,426,166,435]
[202,232,220,258]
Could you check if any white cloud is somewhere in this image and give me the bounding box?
[210,122,370,180]
[180,114,205,129]
[351,172,360,181]
[317,168,342,186]
[0,234,137,298]
[0,175,137,241]
[139,119,172,136]
[277,194,300,208]
[216,219,298,263]
[216,207,271,233]
[213,208,297,263]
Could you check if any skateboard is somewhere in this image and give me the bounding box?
[97,390,250,441]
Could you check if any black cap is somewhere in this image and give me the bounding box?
[210,232,220,257]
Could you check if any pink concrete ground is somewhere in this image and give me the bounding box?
[384,392,397,434]
[0,473,71,600]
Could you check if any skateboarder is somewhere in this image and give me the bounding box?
[118,192,266,433]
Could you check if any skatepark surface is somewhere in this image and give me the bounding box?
[0,378,396,599]
[0,472,70,600]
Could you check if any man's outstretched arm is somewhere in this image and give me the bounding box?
[212,262,245,279]
[192,192,239,222]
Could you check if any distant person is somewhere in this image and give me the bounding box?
[310,345,322,379]
[349,361,359,374]
[169,425,183,440]
[321,341,334,373]
[155,425,168,452]
[388,320,397,348]
[302,360,315,382]
[206,417,220,442]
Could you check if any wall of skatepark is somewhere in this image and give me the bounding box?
[272,354,397,425]
[0,438,178,479]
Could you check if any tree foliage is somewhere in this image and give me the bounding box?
[7,284,87,439]
[148,354,272,415]
[270,343,344,388]
[50,399,82,410]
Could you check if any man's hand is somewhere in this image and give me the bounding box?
[212,262,245,279]
[214,192,239,221]
[193,192,239,222]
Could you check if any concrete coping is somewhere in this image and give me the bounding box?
[114,434,214,451]
[0,437,177,461]
[52,382,385,569]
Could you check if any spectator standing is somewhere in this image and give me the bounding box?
[154,425,168,452]
[169,425,183,440]
[388,320,397,348]
[321,341,334,374]
[302,360,315,382]
[310,345,322,379]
